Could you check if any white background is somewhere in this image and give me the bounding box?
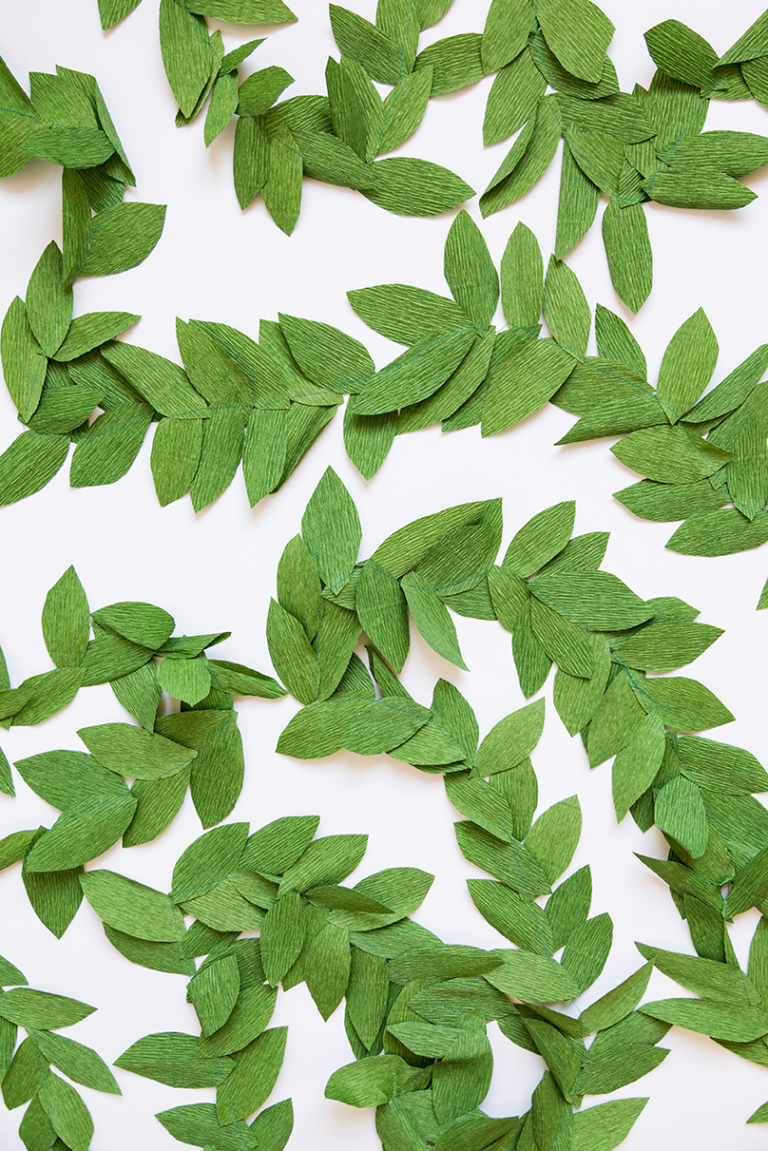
[2,1,768,1147]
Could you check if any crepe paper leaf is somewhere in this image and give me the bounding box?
[640,676,734,732]
[79,633,153,687]
[578,964,654,1037]
[156,1103,258,1150]
[102,925,191,974]
[282,834,368,893]
[199,980,278,1058]
[474,700,545,778]
[485,951,580,1004]
[525,796,582,885]
[233,116,271,209]
[484,51,546,147]
[158,0,213,119]
[376,67,431,156]
[654,776,708,858]
[279,315,374,395]
[188,954,240,1038]
[613,477,726,524]
[354,328,477,417]
[0,958,26,989]
[79,869,181,941]
[0,432,69,506]
[3,666,78,727]
[591,305,646,379]
[537,0,614,83]
[277,534,322,640]
[101,342,203,419]
[725,846,768,918]
[25,242,72,357]
[480,98,561,217]
[560,913,612,993]
[364,156,475,218]
[266,599,318,705]
[326,1054,414,1107]
[601,200,652,314]
[22,863,84,939]
[1,297,47,420]
[40,1071,93,1150]
[498,502,573,580]
[398,582,465,670]
[611,715,666,822]
[541,866,590,954]
[74,201,166,279]
[531,569,652,631]
[24,791,137,873]
[643,20,717,89]
[77,723,195,779]
[51,312,139,363]
[0,989,94,1031]
[555,144,601,261]
[675,735,768,795]
[115,1033,234,1088]
[98,0,142,27]
[481,339,575,436]
[641,998,768,1042]
[259,890,306,988]
[443,213,498,330]
[655,308,719,422]
[481,0,531,71]
[300,468,361,591]
[447,775,520,843]
[570,1098,648,1151]
[615,622,723,674]
[304,917,351,1020]
[171,822,248,901]
[239,68,294,118]
[468,880,554,955]
[543,258,590,358]
[329,5,404,86]
[15,749,127,812]
[348,285,467,347]
[123,767,191,848]
[636,943,759,1004]
[33,1031,119,1096]
[413,34,484,98]
[668,507,768,556]
[70,403,154,487]
[356,565,410,673]
[157,657,212,706]
[261,124,303,236]
[215,1026,287,1125]
[40,566,89,670]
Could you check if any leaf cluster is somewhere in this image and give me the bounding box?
[0,954,119,1151]
[84,795,658,1151]
[0,565,284,936]
[418,0,768,311]
[102,0,474,232]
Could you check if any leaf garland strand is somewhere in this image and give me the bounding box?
[0,954,119,1151]
[95,0,474,231]
[262,468,752,870]
[90,0,768,278]
[77,797,660,1151]
[6,209,767,608]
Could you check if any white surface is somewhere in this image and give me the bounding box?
[2,1,768,1147]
